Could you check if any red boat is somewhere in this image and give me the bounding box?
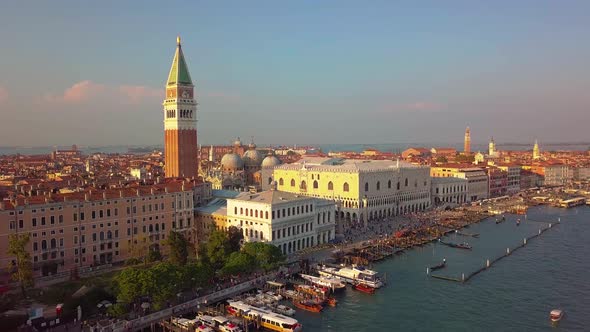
[354,283,376,294]
[293,300,323,313]
[325,297,337,307]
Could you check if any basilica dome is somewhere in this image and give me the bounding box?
[243,143,263,167]
[221,153,244,171]
[261,154,282,168]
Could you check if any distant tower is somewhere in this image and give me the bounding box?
[464,127,471,153]
[208,145,214,162]
[533,140,540,160]
[488,137,495,156]
[163,36,198,178]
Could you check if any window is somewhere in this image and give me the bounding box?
[32,218,37,227]
[343,182,349,192]
[365,183,369,192]
[397,182,400,190]
[41,217,46,225]
[279,178,284,186]
[92,211,96,219]
[290,179,295,187]
[388,180,392,189]
[300,181,307,190]
[313,180,318,189]
[328,181,333,190]
[405,178,408,187]
[59,215,63,223]
[376,181,380,190]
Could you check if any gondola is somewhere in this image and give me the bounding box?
[429,260,446,271]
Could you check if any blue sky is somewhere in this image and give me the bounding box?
[1,1,589,146]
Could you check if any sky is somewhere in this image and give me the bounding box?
[1,0,589,147]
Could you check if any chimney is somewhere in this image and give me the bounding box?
[181,182,186,191]
[165,187,169,193]
[150,188,155,195]
[63,196,67,202]
[119,190,124,198]
[103,192,107,200]
[156,176,161,184]
[136,189,140,197]
[85,193,90,201]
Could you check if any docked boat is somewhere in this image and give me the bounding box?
[226,301,302,332]
[353,283,375,294]
[456,230,479,238]
[550,309,564,322]
[325,297,337,307]
[294,284,329,297]
[293,299,323,313]
[300,274,346,291]
[317,265,384,288]
[429,259,446,271]
[274,304,296,316]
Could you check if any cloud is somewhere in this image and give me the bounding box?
[0,86,8,103]
[380,101,442,113]
[44,80,163,104]
[118,85,163,104]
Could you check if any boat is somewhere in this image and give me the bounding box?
[353,283,375,294]
[265,291,283,301]
[317,265,384,288]
[326,297,337,307]
[516,218,521,226]
[439,240,472,250]
[456,230,479,238]
[294,284,328,297]
[429,259,446,271]
[274,304,296,316]
[211,316,243,332]
[226,301,302,332]
[300,274,346,291]
[550,309,564,322]
[293,299,323,313]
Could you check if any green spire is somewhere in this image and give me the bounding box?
[166,36,193,86]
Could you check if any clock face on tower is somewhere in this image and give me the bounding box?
[180,88,192,99]
[166,88,177,98]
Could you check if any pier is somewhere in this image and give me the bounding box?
[430,219,560,283]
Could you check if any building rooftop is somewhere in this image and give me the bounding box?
[275,157,423,172]
[231,190,312,205]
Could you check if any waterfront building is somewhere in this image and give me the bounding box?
[225,186,336,255]
[495,164,521,194]
[270,157,431,228]
[487,168,508,197]
[430,165,489,202]
[530,163,569,186]
[163,36,198,178]
[533,140,540,160]
[464,126,471,153]
[431,177,468,207]
[0,179,207,277]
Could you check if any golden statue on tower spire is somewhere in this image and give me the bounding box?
[177,35,181,46]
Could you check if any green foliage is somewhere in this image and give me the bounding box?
[227,226,244,252]
[182,262,213,290]
[221,252,256,276]
[62,287,114,320]
[107,303,128,318]
[241,242,285,271]
[125,258,142,266]
[147,247,162,263]
[7,233,34,295]
[206,230,231,269]
[113,267,144,304]
[166,231,189,266]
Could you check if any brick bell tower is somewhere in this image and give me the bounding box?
[163,36,198,178]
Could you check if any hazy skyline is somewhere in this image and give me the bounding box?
[1,1,589,146]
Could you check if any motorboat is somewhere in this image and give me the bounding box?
[440,241,472,250]
[293,299,323,313]
[353,283,375,294]
[550,309,564,322]
[317,265,384,288]
[274,304,296,316]
[300,274,347,291]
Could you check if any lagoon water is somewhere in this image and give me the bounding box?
[297,206,590,331]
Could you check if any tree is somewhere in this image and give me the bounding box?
[166,231,189,266]
[181,262,213,290]
[114,267,144,304]
[221,252,256,276]
[241,242,285,271]
[227,226,244,252]
[206,230,231,269]
[7,233,34,296]
[129,235,149,264]
[147,246,162,263]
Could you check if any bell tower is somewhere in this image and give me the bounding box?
[163,36,198,178]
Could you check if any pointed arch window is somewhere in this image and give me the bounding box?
[328,181,334,190]
[279,178,284,186]
[388,180,392,189]
[290,179,295,187]
[365,182,369,192]
[313,180,318,189]
[300,181,307,190]
[405,178,408,187]
[376,181,381,190]
[343,182,349,192]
